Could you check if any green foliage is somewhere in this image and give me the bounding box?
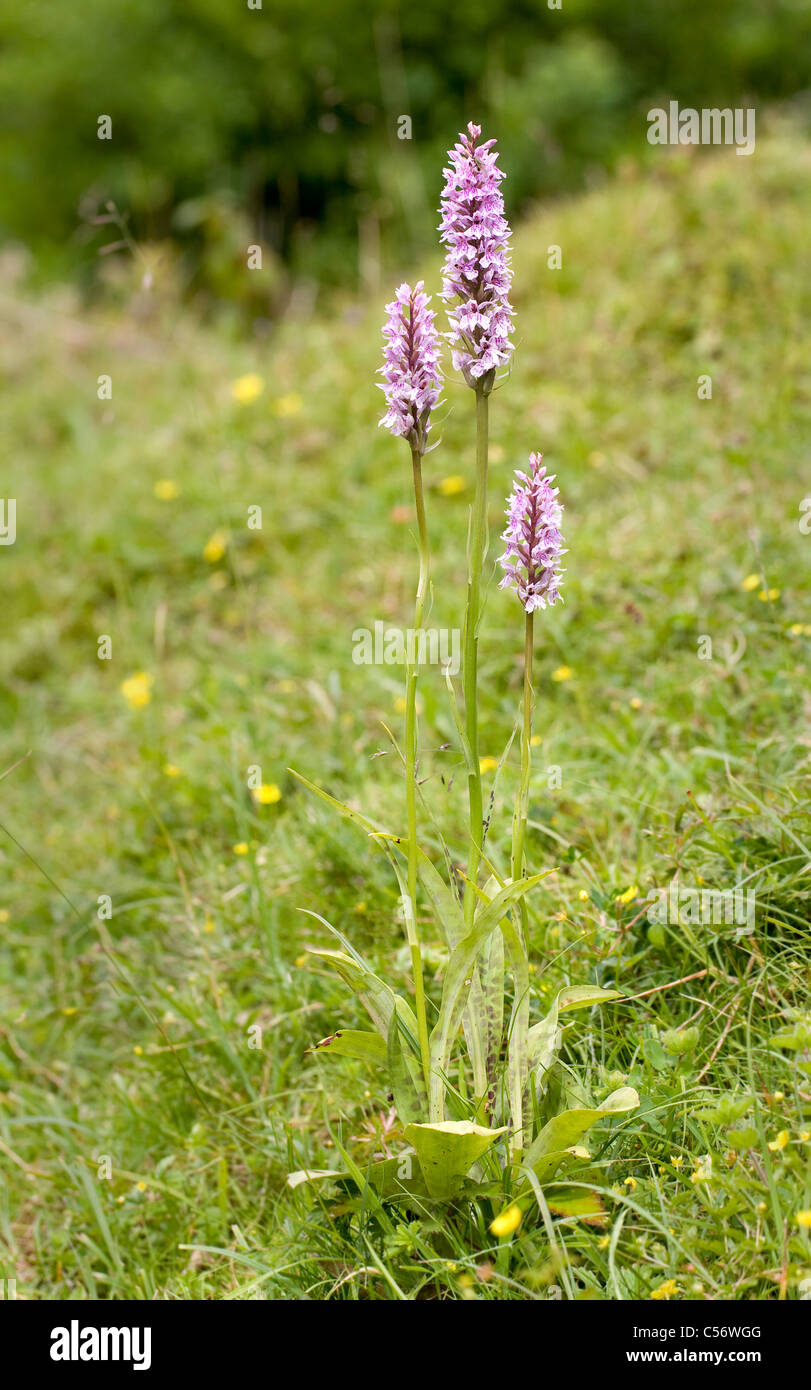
[1,1,810,292]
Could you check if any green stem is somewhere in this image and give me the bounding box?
[462,386,489,929]
[405,447,432,1095]
[511,611,535,888]
[508,609,534,1161]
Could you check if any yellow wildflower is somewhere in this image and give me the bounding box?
[203,530,228,563]
[671,1155,684,1168]
[154,479,179,500]
[479,756,499,773]
[629,697,642,710]
[439,475,466,496]
[551,665,572,682]
[616,885,638,905]
[795,1211,811,1229]
[624,1176,637,1192]
[490,1204,522,1238]
[231,374,264,405]
[163,763,181,778]
[758,588,780,602]
[233,842,249,856]
[120,672,154,710]
[742,573,760,591]
[651,1279,679,1301]
[767,1130,789,1152]
[252,783,282,806]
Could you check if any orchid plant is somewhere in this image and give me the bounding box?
[290,123,638,1215]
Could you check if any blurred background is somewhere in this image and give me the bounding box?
[2,0,810,315]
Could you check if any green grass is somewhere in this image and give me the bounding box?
[1,127,810,1300]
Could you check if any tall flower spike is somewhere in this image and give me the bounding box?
[377,280,442,454]
[499,453,566,612]
[439,121,514,390]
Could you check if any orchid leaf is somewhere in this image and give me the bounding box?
[387,1004,426,1125]
[415,850,465,949]
[404,1120,509,1200]
[545,1188,606,1223]
[311,1029,387,1065]
[286,1169,343,1190]
[428,872,550,1119]
[302,913,421,1040]
[362,1154,429,1200]
[462,874,506,1112]
[292,1154,433,1203]
[523,1086,640,1184]
[557,984,624,1014]
[526,984,625,1100]
[306,946,397,1038]
[478,924,505,1096]
[289,768,390,839]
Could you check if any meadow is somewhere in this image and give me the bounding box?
[1,128,809,1301]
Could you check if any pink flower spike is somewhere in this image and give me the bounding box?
[377,280,442,454]
[498,453,566,612]
[439,121,514,390]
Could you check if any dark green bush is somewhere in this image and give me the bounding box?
[1,0,808,298]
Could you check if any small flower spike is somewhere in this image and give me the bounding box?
[377,280,442,453]
[498,453,565,612]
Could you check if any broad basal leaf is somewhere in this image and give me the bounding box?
[404,1120,509,1200]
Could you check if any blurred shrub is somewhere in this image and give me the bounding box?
[0,0,808,301]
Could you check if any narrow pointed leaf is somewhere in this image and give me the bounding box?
[558,985,623,1013]
[311,1030,387,1065]
[523,1086,640,1184]
[526,984,625,1100]
[387,1005,426,1125]
[428,873,550,1119]
[286,1169,343,1189]
[306,947,397,1038]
